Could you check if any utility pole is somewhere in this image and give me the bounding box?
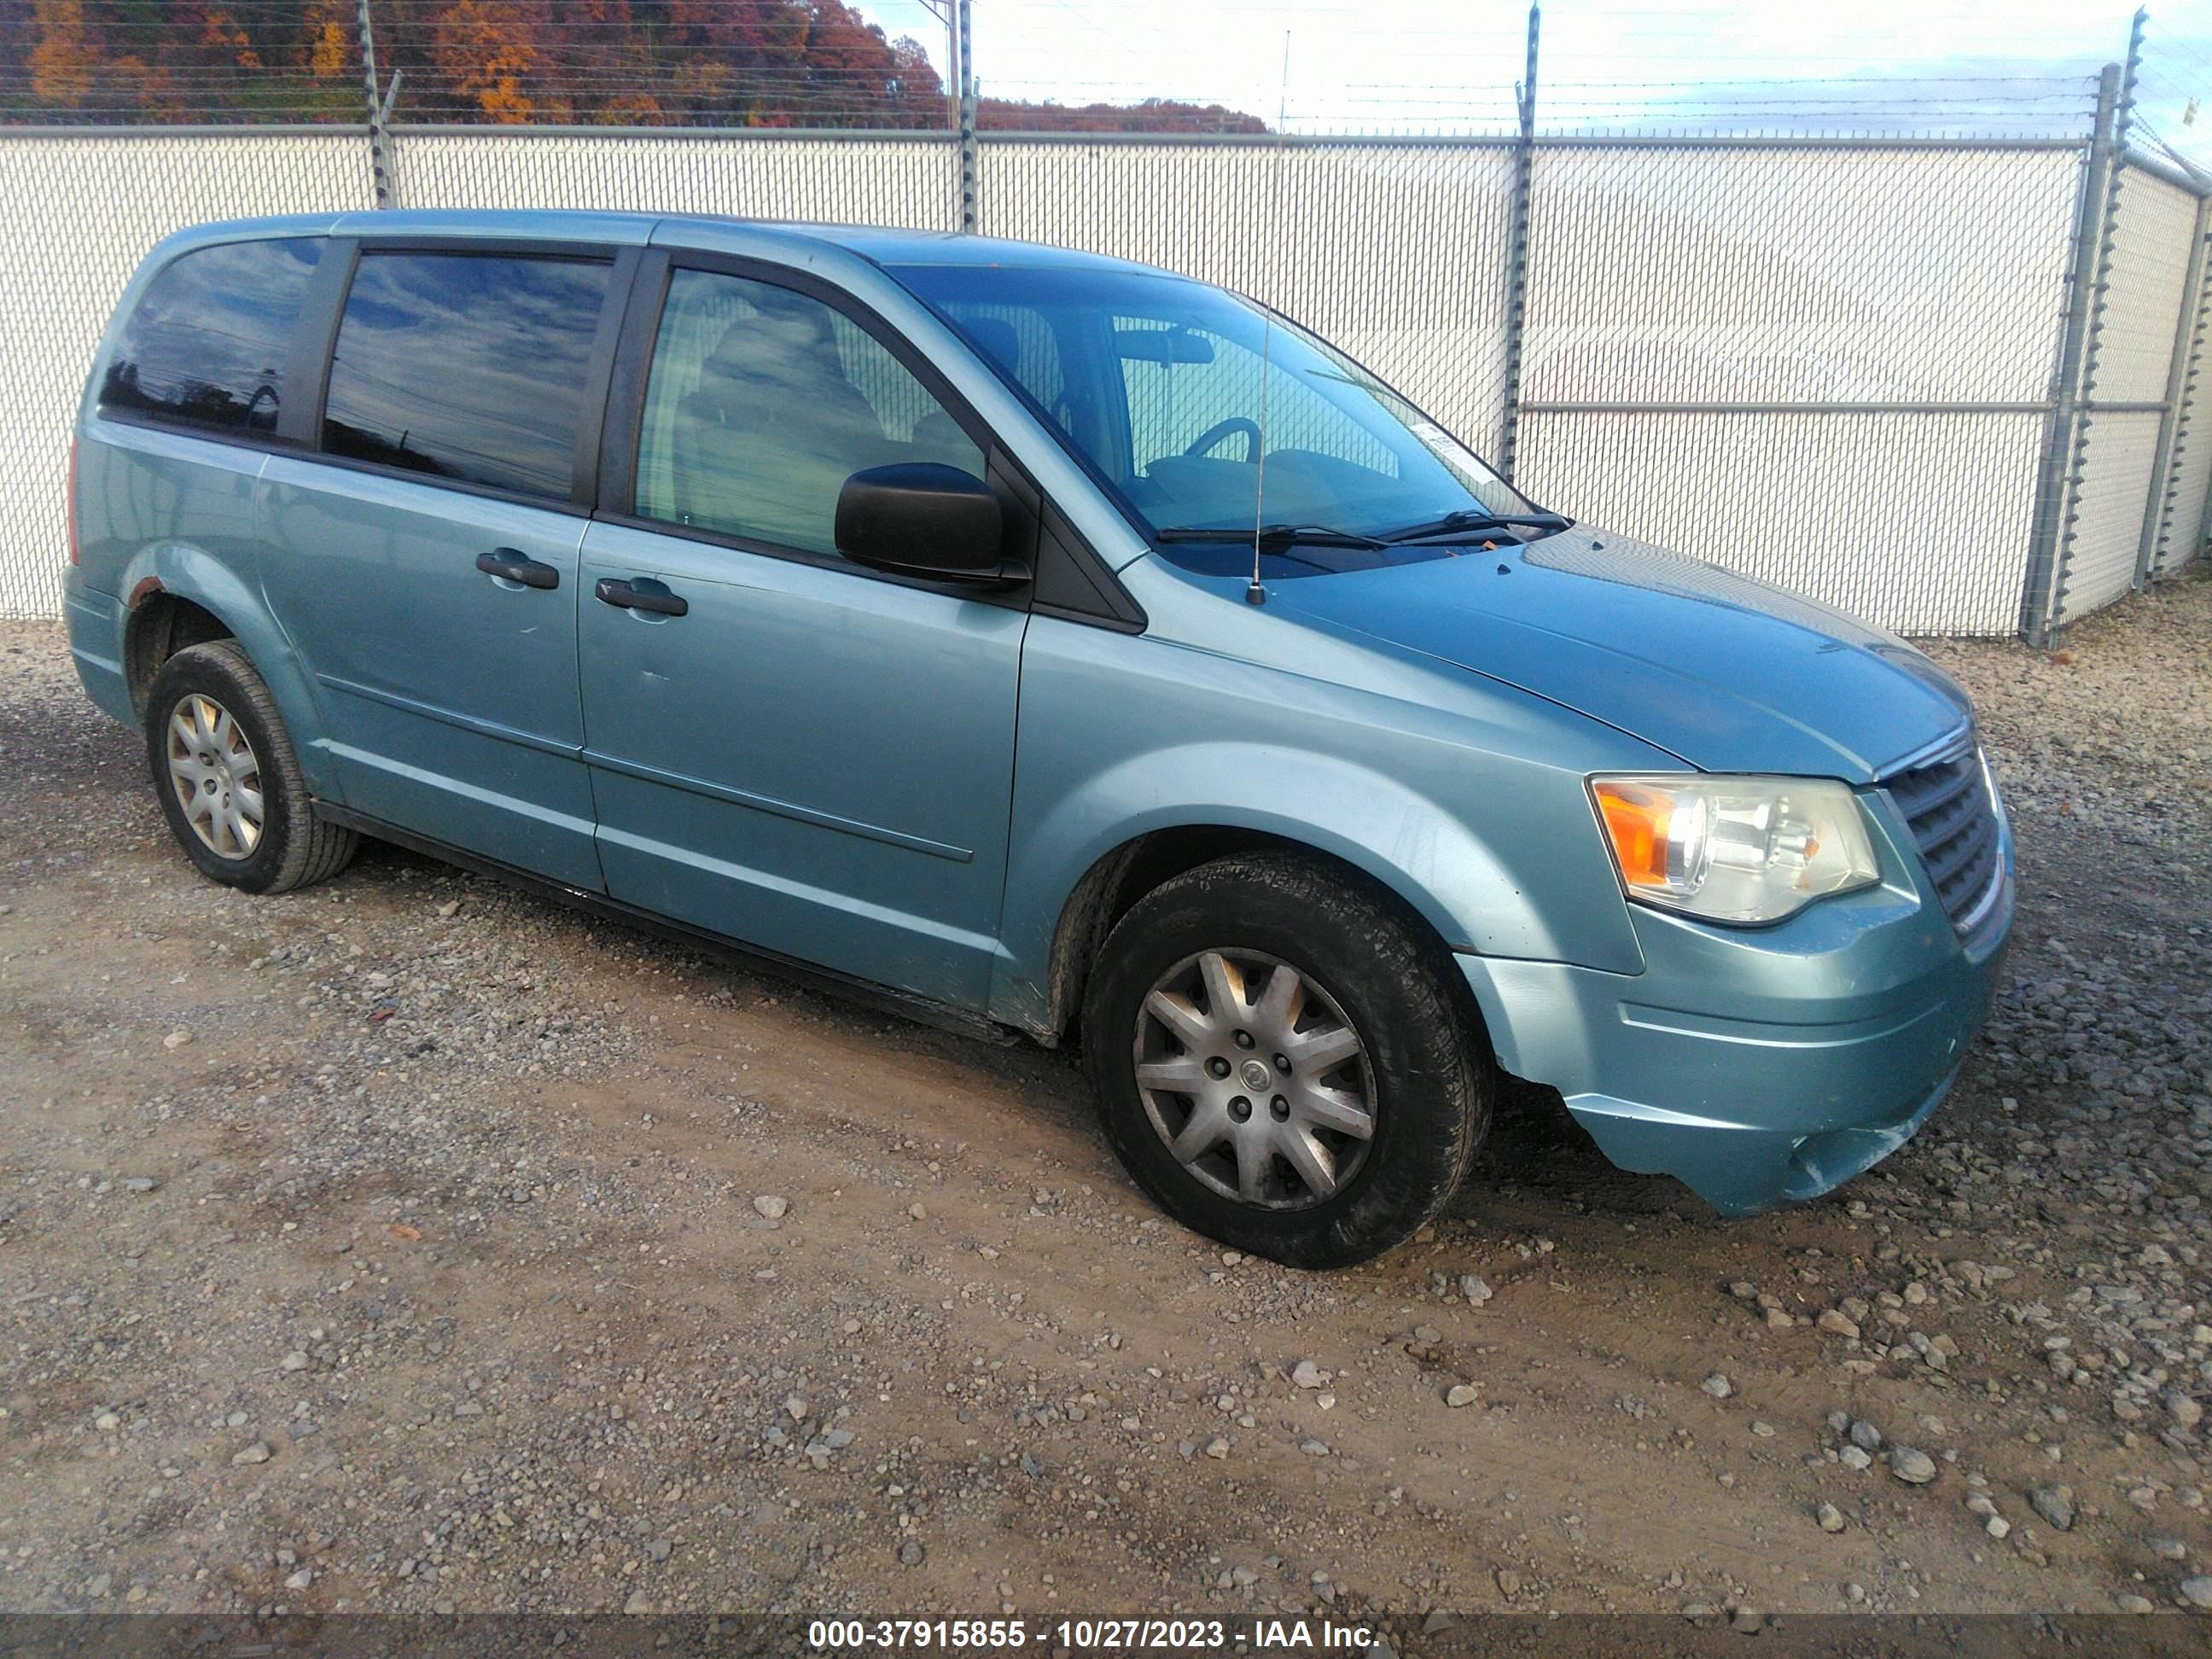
[947,2,963,135]
[914,0,975,226]
[917,1,961,133]
[956,0,978,231]
[2022,62,2122,643]
[355,0,392,207]
[1497,1,1540,480]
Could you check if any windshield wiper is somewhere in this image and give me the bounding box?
[1155,523,1388,550]
[1379,508,1573,544]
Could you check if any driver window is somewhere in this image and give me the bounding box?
[636,268,984,559]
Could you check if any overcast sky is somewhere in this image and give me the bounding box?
[860,0,2212,158]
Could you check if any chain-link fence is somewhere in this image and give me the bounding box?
[2,108,2207,633]
[1513,140,2086,637]
[2046,157,2212,628]
[979,137,1518,459]
[387,128,960,228]
[0,129,376,618]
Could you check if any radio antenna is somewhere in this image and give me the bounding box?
[1247,31,1291,607]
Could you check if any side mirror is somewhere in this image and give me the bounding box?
[835,463,1013,584]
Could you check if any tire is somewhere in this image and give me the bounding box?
[1081,852,1490,1268]
[143,639,357,895]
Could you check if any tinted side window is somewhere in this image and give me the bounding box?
[322,252,610,499]
[634,268,984,559]
[101,238,322,435]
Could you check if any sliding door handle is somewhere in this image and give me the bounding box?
[595,576,688,617]
[476,548,560,591]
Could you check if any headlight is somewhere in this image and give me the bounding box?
[1589,774,1881,925]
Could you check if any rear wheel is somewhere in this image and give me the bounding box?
[143,640,356,894]
[1082,853,1489,1267]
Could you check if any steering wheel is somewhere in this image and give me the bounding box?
[1183,417,1261,463]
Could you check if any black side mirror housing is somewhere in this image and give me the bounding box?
[835,463,1015,584]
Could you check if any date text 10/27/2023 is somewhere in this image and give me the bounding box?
[808,1618,1381,1650]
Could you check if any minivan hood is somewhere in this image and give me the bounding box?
[1272,528,1972,781]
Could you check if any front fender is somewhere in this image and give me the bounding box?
[118,543,344,803]
[989,741,1646,1038]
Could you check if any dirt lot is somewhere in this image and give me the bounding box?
[1,572,2209,1638]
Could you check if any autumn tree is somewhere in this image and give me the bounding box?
[294,0,354,81]
[26,0,95,108]
[2,0,1260,133]
[431,0,550,124]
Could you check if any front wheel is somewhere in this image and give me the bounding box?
[1081,853,1490,1268]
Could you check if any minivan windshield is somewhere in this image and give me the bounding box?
[886,263,1553,576]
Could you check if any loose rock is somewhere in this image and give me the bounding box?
[2030,1485,2075,1531]
[1888,1447,1937,1485]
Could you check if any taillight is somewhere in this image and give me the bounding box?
[66,436,80,565]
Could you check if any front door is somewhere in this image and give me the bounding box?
[258,247,620,892]
[578,264,1026,1009]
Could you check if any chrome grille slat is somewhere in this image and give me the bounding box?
[1883,735,2001,932]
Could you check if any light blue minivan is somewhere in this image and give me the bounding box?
[63,211,2013,1266]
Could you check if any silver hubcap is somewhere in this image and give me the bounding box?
[1132,948,1377,1210]
[166,693,264,860]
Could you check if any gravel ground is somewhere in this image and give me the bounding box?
[0,569,2208,1638]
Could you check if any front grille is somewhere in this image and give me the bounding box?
[1883,736,2002,931]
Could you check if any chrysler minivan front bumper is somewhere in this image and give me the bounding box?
[1456,790,2013,1215]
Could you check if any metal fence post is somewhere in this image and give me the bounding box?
[2193,382,2212,573]
[955,0,978,232]
[1496,1,1540,480]
[2136,190,2212,588]
[355,0,393,207]
[2020,63,2122,644]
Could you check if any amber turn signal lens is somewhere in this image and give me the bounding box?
[1592,779,1674,888]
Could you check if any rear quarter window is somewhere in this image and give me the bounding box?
[100,237,323,435]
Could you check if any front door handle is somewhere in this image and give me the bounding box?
[595,577,689,617]
[476,548,560,591]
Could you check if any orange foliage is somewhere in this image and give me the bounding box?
[7,0,1266,133]
[310,24,347,79]
[431,1,543,124]
[27,0,96,108]
[200,10,263,72]
[301,0,353,79]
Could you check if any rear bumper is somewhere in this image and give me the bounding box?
[62,566,132,727]
[1458,794,2013,1215]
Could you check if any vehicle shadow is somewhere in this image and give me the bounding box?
[1458,1074,1699,1220]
